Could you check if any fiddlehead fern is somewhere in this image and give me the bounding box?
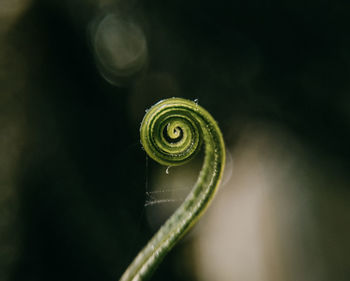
[120,97,225,281]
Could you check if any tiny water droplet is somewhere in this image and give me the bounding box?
[145,109,149,113]
[194,98,199,104]
[166,166,171,174]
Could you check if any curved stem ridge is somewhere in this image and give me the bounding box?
[120,98,225,281]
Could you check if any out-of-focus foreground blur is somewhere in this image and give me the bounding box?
[0,1,349,281]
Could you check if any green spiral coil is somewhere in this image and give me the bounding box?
[120,97,225,281]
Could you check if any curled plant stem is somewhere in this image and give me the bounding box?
[120,97,225,281]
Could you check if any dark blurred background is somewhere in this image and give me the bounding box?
[0,0,349,281]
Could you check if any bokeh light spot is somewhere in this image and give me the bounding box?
[91,13,147,86]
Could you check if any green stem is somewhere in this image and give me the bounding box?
[120,97,225,281]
